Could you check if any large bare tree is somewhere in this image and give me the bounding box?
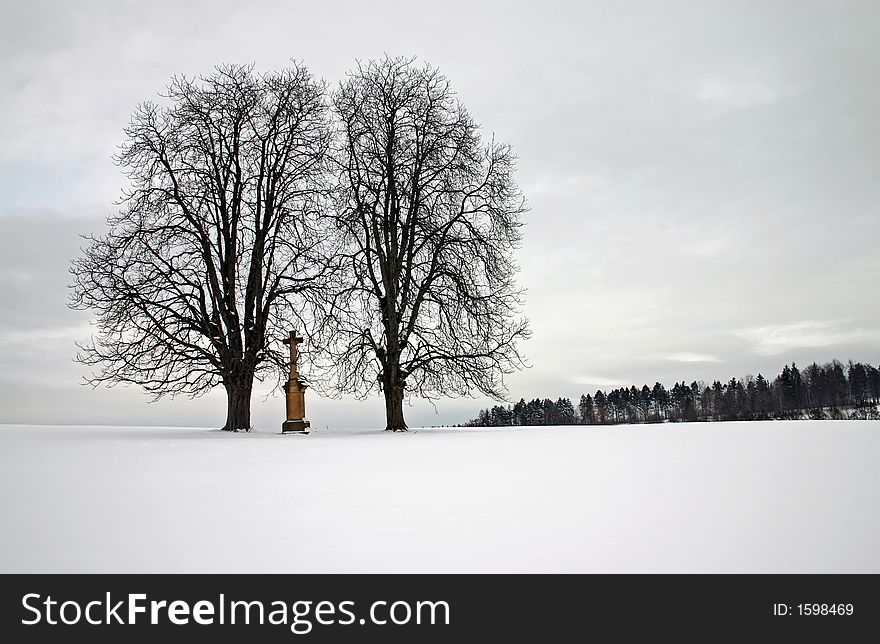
[70,64,332,431]
[327,57,530,431]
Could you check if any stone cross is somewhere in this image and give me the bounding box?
[284,330,304,378]
[281,330,310,434]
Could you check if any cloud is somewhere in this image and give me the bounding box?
[678,235,729,258]
[666,353,722,363]
[735,320,880,356]
[572,374,629,388]
[695,77,791,109]
[0,324,92,345]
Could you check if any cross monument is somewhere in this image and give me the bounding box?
[281,330,310,434]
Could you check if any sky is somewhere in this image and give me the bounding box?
[1,0,878,429]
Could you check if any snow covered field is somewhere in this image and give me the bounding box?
[0,420,877,573]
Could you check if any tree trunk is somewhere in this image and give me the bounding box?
[223,376,253,432]
[383,364,408,431]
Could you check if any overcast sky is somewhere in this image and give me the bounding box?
[1,0,878,428]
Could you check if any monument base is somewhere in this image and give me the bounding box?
[282,418,311,434]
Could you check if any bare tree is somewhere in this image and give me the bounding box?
[69,64,332,431]
[326,56,530,431]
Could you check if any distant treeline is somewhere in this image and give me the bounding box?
[465,360,880,427]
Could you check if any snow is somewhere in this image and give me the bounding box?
[0,420,878,573]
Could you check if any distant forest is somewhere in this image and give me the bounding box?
[465,360,880,427]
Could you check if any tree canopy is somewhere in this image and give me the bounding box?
[323,57,530,430]
[70,64,333,430]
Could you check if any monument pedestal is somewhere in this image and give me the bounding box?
[281,331,310,435]
[282,418,310,433]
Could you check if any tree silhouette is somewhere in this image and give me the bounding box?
[467,358,880,426]
[70,64,333,431]
[325,57,529,431]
